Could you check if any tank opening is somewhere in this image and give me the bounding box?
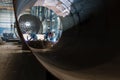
[18,6,63,49]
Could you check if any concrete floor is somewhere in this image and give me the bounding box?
[0,42,47,80]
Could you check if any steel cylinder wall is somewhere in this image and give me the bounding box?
[15,0,103,31]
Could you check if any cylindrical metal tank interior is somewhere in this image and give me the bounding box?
[13,0,120,80]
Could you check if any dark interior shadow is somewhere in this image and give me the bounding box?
[38,0,120,70]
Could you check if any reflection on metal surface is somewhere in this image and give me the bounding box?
[34,0,71,17]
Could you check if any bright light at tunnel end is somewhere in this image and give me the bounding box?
[25,22,31,26]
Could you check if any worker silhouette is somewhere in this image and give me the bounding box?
[29,32,37,41]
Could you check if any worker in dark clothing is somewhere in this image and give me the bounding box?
[29,32,37,41]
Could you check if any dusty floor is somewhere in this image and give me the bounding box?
[0,42,47,80]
